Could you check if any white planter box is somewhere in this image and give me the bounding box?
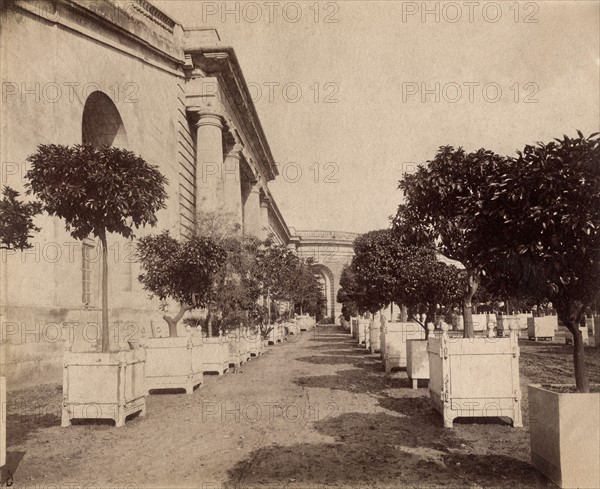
[565,326,589,346]
[529,384,600,489]
[497,315,527,336]
[246,332,263,356]
[406,339,429,389]
[268,324,284,344]
[382,322,425,372]
[452,314,488,331]
[142,335,203,394]
[587,316,599,347]
[427,328,522,428]
[358,319,370,345]
[1,377,5,467]
[369,322,381,353]
[528,316,557,341]
[351,318,359,339]
[202,336,229,375]
[228,331,248,368]
[62,349,147,427]
[296,315,316,331]
[380,318,387,360]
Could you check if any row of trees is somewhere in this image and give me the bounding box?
[337,230,465,337]
[2,144,324,351]
[339,132,599,392]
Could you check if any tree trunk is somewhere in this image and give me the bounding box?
[99,230,110,353]
[400,304,408,322]
[558,304,590,393]
[206,309,213,337]
[163,302,193,338]
[463,268,479,339]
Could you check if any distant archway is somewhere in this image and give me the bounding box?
[82,91,128,148]
[313,264,335,320]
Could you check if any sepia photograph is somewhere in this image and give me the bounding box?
[0,0,599,488]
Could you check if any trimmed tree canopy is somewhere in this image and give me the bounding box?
[0,186,41,250]
[26,144,168,240]
[137,231,227,337]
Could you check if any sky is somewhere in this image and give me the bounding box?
[155,0,600,235]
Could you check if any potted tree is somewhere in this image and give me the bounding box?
[395,147,523,428]
[391,245,464,388]
[136,231,226,391]
[474,133,600,488]
[350,231,399,359]
[26,144,167,427]
[0,185,41,461]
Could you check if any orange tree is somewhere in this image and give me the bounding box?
[0,186,41,251]
[394,147,507,338]
[136,231,227,337]
[26,144,167,352]
[468,133,600,392]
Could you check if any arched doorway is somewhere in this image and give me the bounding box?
[313,264,335,320]
[82,91,128,147]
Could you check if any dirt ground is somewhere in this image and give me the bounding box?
[3,325,600,489]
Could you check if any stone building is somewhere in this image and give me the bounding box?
[0,0,355,388]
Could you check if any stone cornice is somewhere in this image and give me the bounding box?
[183,39,278,182]
[13,0,186,75]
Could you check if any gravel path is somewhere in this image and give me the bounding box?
[5,325,598,488]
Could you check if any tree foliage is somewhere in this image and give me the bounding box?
[26,144,168,240]
[137,231,227,337]
[0,186,41,250]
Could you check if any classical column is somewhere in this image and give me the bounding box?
[244,182,261,238]
[260,195,271,241]
[194,112,223,215]
[222,144,243,229]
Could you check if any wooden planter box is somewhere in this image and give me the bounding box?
[529,384,600,488]
[565,326,589,346]
[142,335,203,394]
[369,321,381,353]
[228,331,248,368]
[287,321,301,336]
[587,316,599,347]
[427,327,522,428]
[406,339,429,389]
[247,332,263,356]
[358,319,370,345]
[1,377,5,467]
[527,316,557,341]
[452,314,488,332]
[296,315,316,331]
[351,318,359,339]
[268,324,284,345]
[62,349,146,427]
[382,322,425,373]
[380,319,387,360]
[202,336,229,375]
[497,315,527,337]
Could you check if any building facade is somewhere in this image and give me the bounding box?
[0,0,355,388]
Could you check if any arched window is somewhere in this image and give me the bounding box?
[82,91,128,148]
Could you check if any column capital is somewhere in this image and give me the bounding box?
[225,143,244,160]
[193,111,224,130]
[260,194,271,207]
